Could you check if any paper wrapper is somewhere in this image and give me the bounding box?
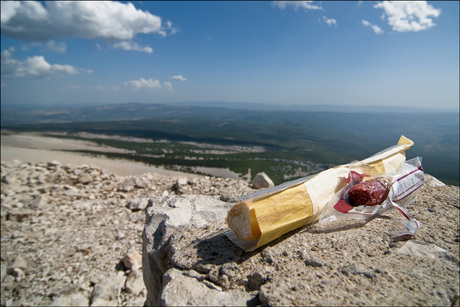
[226,135,414,251]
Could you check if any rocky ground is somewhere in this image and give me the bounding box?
[1,151,459,306]
[0,159,255,306]
[143,181,459,306]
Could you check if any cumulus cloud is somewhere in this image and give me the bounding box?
[0,1,167,41]
[112,41,153,54]
[1,48,92,78]
[170,75,187,81]
[374,1,441,32]
[323,16,337,27]
[158,21,179,37]
[124,78,173,91]
[362,20,384,34]
[273,1,322,11]
[21,40,67,54]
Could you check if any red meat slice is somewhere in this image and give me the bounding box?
[348,179,389,207]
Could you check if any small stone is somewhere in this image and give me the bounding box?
[2,175,11,184]
[51,292,88,306]
[7,209,34,222]
[252,172,275,189]
[90,272,126,306]
[11,255,28,270]
[126,198,146,211]
[305,258,327,268]
[78,173,93,184]
[115,231,125,240]
[8,267,24,278]
[134,178,149,189]
[122,251,142,270]
[124,269,145,296]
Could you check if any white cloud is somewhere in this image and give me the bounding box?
[362,20,384,34]
[112,41,153,54]
[45,40,67,54]
[88,85,120,91]
[124,78,173,91]
[273,1,322,11]
[158,21,179,37]
[1,1,167,41]
[163,81,173,92]
[21,40,67,54]
[323,16,337,27]
[374,1,441,32]
[171,75,187,81]
[1,48,92,78]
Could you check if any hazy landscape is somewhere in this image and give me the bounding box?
[2,102,458,186]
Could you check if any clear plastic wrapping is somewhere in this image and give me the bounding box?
[319,157,424,239]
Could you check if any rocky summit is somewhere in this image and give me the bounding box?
[0,159,254,306]
[1,158,459,306]
[142,181,460,306]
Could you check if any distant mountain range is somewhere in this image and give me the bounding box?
[1,101,456,127]
[2,101,458,185]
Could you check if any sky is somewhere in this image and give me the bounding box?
[1,1,459,111]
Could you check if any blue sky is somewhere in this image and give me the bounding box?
[1,1,459,111]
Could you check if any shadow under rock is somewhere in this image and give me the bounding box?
[194,230,247,266]
[192,215,388,267]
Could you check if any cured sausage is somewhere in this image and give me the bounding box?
[348,178,389,207]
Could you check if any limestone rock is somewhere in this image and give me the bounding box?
[51,292,88,306]
[142,195,235,305]
[10,255,28,271]
[78,172,93,184]
[143,190,460,306]
[160,268,252,306]
[252,172,274,189]
[126,198,147,212]
[1,157,458,307]
[90,272,126,306]
[125,269,145,296]
[424,174,446,187]
[122,251,142,270]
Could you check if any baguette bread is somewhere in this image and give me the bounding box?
[226,201,261,241]
[225,136,415,250]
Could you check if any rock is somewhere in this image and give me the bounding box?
[395,241,457,263]
[173,177,190,194]
[125,269,145,296]
[51,292,88,306]
[122,251,142,270]
[6,209,35,222]
[175,177,188,187]
[424,174,446,187]
[126,198,146,212]
[125,297,146,307]
[2,175,11,184]
[160,268,252,306]
[142,195,235,305]
[1,158,458,307]
[252,172,274,189]
[118,179,134,192]
[115,231,125,241]
[90,272,126,306]
[134,178,149,189]
[78,173,93,184]
[11,255,28,270]
[8,268,23,279]
[143,191,460,306]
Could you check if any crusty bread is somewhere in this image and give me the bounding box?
[226,201,261,241]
